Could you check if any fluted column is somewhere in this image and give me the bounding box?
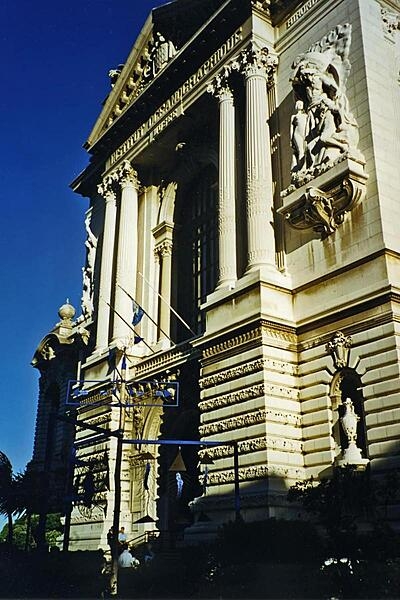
[96,176,117,352]
[112,160,140,343]
[242,45,277,272]
[208,77,237,289]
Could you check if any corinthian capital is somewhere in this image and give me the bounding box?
[207,68,233,102]
[97,174,117,199]
[240,44,278,79]
[116,159,140,189]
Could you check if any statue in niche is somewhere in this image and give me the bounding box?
[289,23,364,186]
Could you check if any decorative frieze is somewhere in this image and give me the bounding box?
[190,491,287,512]
[207,464,303,485]
[199,408,301,436]
[203,329,262,359]
[200,382,298,412]
[198,436,302,460]
[200,357,296,388]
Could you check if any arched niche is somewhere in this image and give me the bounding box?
[329,367,368,464]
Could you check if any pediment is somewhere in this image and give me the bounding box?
[86,0,228,149]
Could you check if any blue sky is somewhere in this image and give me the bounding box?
[0,0,166,486]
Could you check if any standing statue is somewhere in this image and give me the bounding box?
[289,24,364,185]
[290,100,307,172]
[84,213,97,279]
[81,213,97,319]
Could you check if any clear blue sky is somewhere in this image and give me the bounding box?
[0,1,166,482]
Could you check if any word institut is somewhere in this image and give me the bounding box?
[31,0,400,549]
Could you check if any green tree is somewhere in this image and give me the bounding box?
[0,513,63,550]
[0,451,21,544]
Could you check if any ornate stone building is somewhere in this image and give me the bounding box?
[32,0,400,549]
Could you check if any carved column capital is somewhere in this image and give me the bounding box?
[97,175,117,200]
[115,160,140,189]
[207,70,233,102]
[239,44,278,81]
[155,239,173,258]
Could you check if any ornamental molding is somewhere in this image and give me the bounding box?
[279,158,368,239]
[190,491,286,512]
[199,382,298,412]
[203,328,261,359]
[134,342,195,378]
[207,464,303,485]
[198,436,302,460]
[199,384,265,412]
[200,357,296,388]
[199,408,301,436]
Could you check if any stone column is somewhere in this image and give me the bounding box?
[112,160,140,343]
[208,77,237,289]
[241,45,277,272]
[96,176,117,352]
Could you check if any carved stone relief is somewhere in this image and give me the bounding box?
[279,24,368,238]
[106,32,177,130]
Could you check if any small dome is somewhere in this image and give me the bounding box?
[58,299,76,321]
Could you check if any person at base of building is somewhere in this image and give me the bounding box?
[118,526,127,554]
[118,544,140,568]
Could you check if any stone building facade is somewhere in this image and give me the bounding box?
[32,0,400,549]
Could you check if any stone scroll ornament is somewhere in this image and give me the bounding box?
[289,23,364,185]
